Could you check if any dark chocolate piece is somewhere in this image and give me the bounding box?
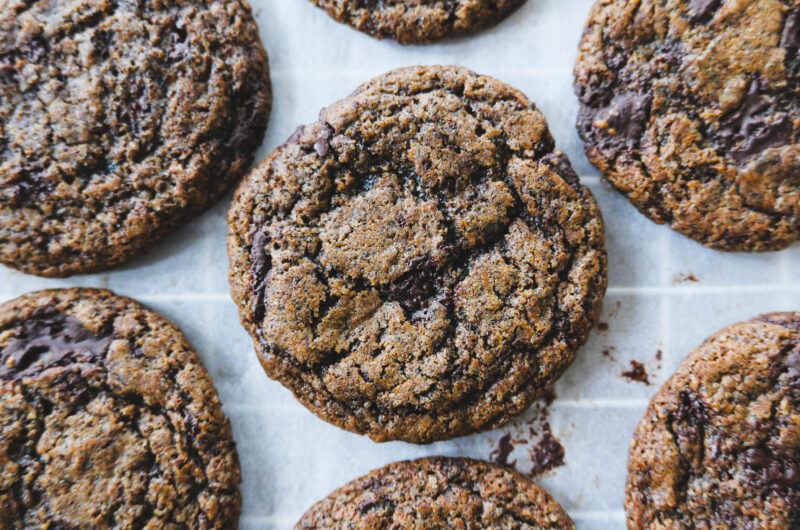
[688,0,722,24]
[0,309,111,379]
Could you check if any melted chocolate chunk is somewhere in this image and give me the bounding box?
[672,391,709,425]
[782,11,800,52]
[730,116,793,162]
[688,0,722,24]
[578,92,651,157]
[0,309,112,380]
[785,349,800,382]
[719,80,793,162]
[742,447,800,508]
[756,313,800,331]
[541,152,581,189]
[314,123,333,158]
[379,254,441,315]
[0,64,16,83]
[250,229,271,322]
[670,391,710,450]
[782,10,800,76]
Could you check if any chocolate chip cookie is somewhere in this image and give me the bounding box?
[0,0,271,277]
[297,457,575,528]
[626,312,800,528]
[228,65,607,443]
[574,0,800,251]
[0,288,241,528]
[308,0,526,44]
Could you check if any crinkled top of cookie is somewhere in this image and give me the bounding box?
[296,457,575,528]
[228,66,607,443]
[0,289,240,528]
[308,0,525,44]
[0,0,271,277]
[575,0,800,251]
[626,312,800,528]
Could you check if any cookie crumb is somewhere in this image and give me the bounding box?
[488,390,566,477]
[622,360,650,385]
[530,428,566,476]
[674,273,699,284]
[490,433,516,467]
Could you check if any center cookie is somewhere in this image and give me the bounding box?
[228,66,607,443]
[574,0,800,251]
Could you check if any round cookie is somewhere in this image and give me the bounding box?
[228,65,607,443]
[297,457,575,528]
[626,312,800,528]
[308,0,526,44]
[0,289,241,528]
[0,0,271,277]
[574,0,800,251]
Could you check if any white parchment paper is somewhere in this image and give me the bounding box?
[2,1,799,528]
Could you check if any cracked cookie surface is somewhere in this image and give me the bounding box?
[0,0,271,277]
[574,0,800,251]
[308,0,526,44]
[0,288,241,528]
[296,456,575,528]
[228,65,607,443]
[626,312,800,528]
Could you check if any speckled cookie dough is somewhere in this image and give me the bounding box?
[0,288,241,528]
[626,312,800,528]
[296,457,575,529]
[0,0,271,277]
[307,0,526,44]
[574,0,800,251]
[228,65,607,443]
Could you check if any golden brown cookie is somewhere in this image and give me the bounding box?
[0,0,271,277]
[626,312,800,528]
[308,0,526,44]
[0,288,241,528]
[297,457,575,529]
[574,0,800,251]
[228,65,607,443]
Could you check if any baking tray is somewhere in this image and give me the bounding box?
[1,0,798,528]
